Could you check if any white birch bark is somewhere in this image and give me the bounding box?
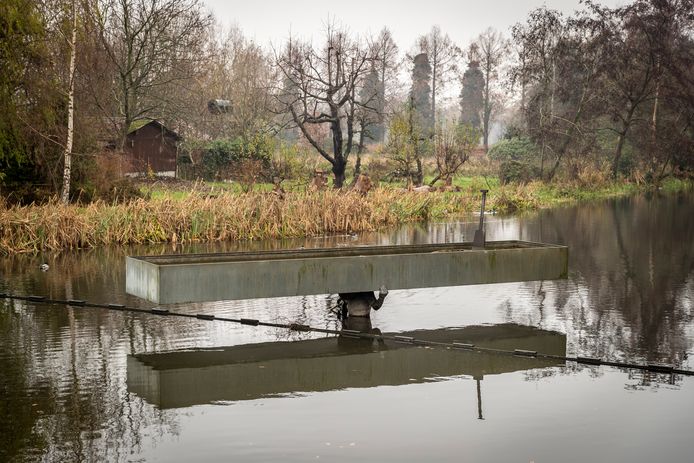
[61,0,77,204]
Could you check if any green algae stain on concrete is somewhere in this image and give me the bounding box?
[127,241,568,304]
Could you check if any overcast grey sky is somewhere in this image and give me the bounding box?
[203,0,625,49]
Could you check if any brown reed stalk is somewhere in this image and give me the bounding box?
[0,189,481,255]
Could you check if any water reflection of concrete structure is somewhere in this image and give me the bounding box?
[127,324,566,410]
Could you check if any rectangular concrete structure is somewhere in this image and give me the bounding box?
[126,240,568,304]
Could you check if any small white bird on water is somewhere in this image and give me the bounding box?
[40,263,49,272]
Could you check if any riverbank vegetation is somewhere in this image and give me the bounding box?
[1,176,690,255]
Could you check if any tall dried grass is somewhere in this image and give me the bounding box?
[492,182,542,212]
[0,189,475,255]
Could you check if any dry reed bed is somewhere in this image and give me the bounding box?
[0,190,477,255]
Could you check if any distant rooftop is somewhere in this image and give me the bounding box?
[127,119,181,139]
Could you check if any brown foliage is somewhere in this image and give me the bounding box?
[310,170,328,191]
[353,173,374,196]
[0,189,468,254]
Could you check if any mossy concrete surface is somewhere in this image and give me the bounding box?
[126,241,568,304]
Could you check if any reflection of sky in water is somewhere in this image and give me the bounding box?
[1,193,693,461]
[132,368,694,463]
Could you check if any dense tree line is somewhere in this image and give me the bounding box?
[511,0,694,182]
[1,0,692,201]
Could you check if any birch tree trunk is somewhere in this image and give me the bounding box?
[61,0,77,204]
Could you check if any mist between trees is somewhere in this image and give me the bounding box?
[1,0,693,205]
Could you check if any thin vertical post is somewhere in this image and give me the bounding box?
[473,189,489,248]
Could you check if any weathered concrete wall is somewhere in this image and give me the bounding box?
[126,241,568,304]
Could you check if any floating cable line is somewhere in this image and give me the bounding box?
[1,292,692,376]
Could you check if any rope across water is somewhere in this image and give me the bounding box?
[2,292,692,376]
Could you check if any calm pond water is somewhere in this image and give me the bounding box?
[1,191,693,462]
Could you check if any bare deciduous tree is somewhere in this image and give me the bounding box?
[430,120,479,186]
[589,1,665,178]
[355,64,381,176]
[370,27,400,143]
[511,7,566,178]
[385,104,424,187]
[475,28,510,152]
[190,27,275,140]
[89,0,213,147]
[415,26,460,124]
[275,26,375,188]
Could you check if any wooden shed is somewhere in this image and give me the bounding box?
[124,119,180,176]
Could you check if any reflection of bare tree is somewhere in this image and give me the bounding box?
[502,194,694,372]
[0,246,227,461]
[0,296,181,461]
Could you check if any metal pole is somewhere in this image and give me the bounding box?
[473,189,489,248]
